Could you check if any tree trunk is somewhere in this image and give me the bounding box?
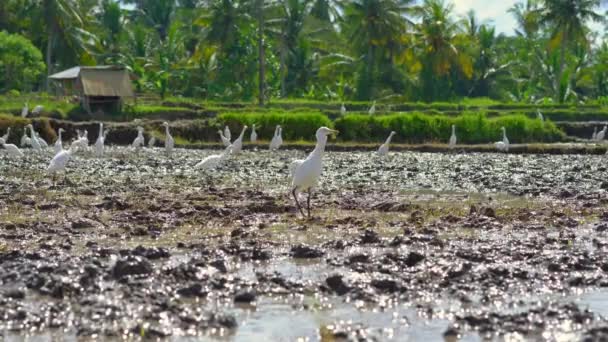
[556,31,568,103]
[279,36,287,98]
[257,0,265,106]
[45,29,54,91]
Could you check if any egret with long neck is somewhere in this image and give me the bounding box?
[377,131,396,156]
[94,122,104,157]
[231,125,248,154]
[449,125,457,150]
[54,128,65,154]
[495,127,509,152]
[163,122,174,155]
[250,124,257,143]
[27,124,41,151]
[290,126,339,217]
[1,127,10,142]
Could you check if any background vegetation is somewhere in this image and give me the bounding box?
[0,0,606,105]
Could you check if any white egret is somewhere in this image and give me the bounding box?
[269,126,280,150]
[495,127,509,152]
[537,110,544,122]
[94,122,104,157]
[592,127,598,141]
[32,105,44,115]
[231,125,248,154]
[36,133,49,148]
[368,101,376,115]
[54,128,65,154]
[21,102,28,117]
[276,126,283,149]
[0,138,23,158]
[449,125,457,150]
[597,126,607,142]
[224,126,231,141]
[72,129,89,151]
[20,130,30,147]
[290,127,338,217]
[250,124,258,143]
[195,145,232,170]
[148,136,156,148]
[218,130,231,147]
[1,127,10,142]
[47,144,78,183]
[163,122,174,155]
[340,103,346,116]
[26,124,41,151]
[132,126,145,149]
[377,131,396,156]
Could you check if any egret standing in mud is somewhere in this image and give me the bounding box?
[377,131,396,156]
[132,126,145,149]
[224,126,231,141]
[148,136,156,148]
[0,138,23,158]
[495,127,509,152]
[47,144,78,184]
[592,127,598,141]
[449,125,457,150]
[26,124,41,151]
[163,122,174,156]
[94,123,105,157]
[231,126,248,154]
[218,130,231,147]
[54,128,65,154]
[1,127,10,142]
[36,133,48,148]
[20,129,30,147]
[597,126,607,142]
[290,126,339,217]
[269,125,281,150]
[195,145,232,170]
[250,124,258,143]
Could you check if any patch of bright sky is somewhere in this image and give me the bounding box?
[451,0,606,37]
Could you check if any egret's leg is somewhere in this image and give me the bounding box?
[306,189,312,218]
[292,187,305,217]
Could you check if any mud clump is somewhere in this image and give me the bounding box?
[112,256,153,278]
[290,244,324,259]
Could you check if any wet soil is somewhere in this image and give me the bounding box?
[1,148,608,340]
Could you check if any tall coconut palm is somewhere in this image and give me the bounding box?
[415,0,472,100]
[343,0,415,100]
[537,0,603,102]
[37,0,97,90]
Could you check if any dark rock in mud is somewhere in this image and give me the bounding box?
[112,256,153,278]
[326,275,351,295]
[371,278,401,293]
[290,244,324,258]
[405,251,425,267]
[3,287,25,299]
[177,283,207,297]
[132,245,170,260]
[359,229,380,244]
[234,290,256,303]
[210,259,228,273]
[215,313,238,329]
[71,218,102,229]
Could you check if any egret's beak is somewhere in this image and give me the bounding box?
[331,129,339,135]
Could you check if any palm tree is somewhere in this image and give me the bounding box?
[414,0,472,100]
[124,0,176,41]
[37,0,97,90]
[537,0,603,102]
[343,0,414,100]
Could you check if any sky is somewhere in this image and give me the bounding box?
[451,0,606,36]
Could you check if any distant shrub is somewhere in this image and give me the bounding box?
[218,111,333,140]
[335,112,565,143]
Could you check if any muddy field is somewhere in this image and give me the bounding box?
[1,147,608,341]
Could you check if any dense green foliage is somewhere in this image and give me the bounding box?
[335,113,564,143]
[219,111,333,140]
[0,0,606,104]
[0,32,45,92]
